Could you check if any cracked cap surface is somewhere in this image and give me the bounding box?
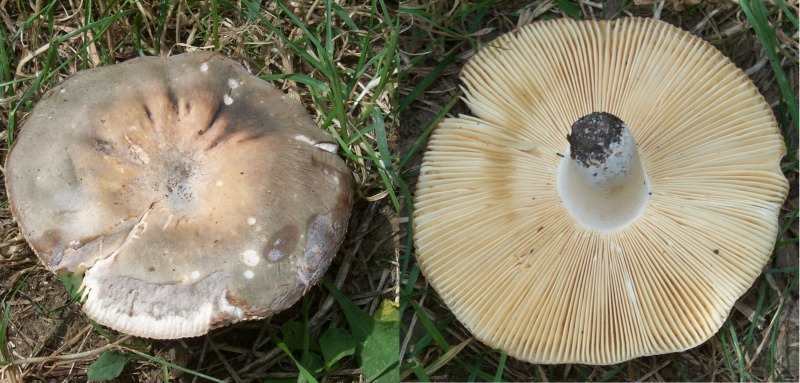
[5,52,353,339]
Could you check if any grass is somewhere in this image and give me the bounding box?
[0,0,398,381]
[1,0,797,381]
[398,0,798,381]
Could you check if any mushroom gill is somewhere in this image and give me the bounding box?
[413,17,788,365]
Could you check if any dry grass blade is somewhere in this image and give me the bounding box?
[5,335,132,365]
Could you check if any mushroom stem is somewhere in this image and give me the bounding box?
[557,112,650,232]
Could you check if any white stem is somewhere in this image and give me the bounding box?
[557,113,649,232]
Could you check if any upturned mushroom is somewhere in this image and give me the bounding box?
[413,18,789,365]
[5,52,353,339]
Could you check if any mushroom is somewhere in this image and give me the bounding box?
[5,52,353,339]
[413,18,788,365]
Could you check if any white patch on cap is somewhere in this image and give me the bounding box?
[314,143,338,153]
[216,180,224,187]
[228,79,239,88]
[294,135,315,146]
[191,270,200,279]
[244,270,255,279]
[293,135,338,154]
[247,217,256,225]
[60,88,66,93]
[200,62,209,72]
[223,94,234,105]
[80,259,239,339]
[241,250,260,266]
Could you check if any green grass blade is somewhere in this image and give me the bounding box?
[409,300,449,351]
[719,324,736,380]
[210,0,219,48]
[423,337,473,377]
[408,315,454,359]
[398,47,461,112]
[370,108,401,209]
[554,0,581,19]
[121,345,225,383]
[744,280,767,347]
[400,265,420,315]
[0,19,11,92]
[1,275,31,365]
[321,279,373,341]
[493,350,507,382]
[239,1,325,73]
[775,0,798,29]
[258,74,331,94]
[324,0,334,57]
[268,331,320,383]
[411,361,430,381]
[398,89,463,171]
[739,0,799,130]
[467,352,487,382]
[728,322,748,382]
[598,362,628,382]
[769,300,784,381]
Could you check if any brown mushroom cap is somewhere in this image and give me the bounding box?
[413,18,788,365]
[5,52,353,339]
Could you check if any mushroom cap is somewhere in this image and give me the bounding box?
[413,18,789,365]
[5,52,353,339]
